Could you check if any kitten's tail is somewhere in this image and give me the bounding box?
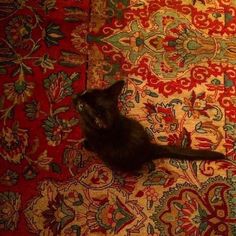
[150,143,225,160]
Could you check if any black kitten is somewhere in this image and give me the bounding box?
[73,80,225,171]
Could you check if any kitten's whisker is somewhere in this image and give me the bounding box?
[81,90,87,96]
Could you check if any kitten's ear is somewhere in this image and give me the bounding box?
[106,80,125,98]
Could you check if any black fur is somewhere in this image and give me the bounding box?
[73,80,225,171]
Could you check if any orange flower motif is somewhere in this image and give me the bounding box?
[145,187,158,201]
[182,91,211,119]
[71,24,88,55]
[145,102,178,133]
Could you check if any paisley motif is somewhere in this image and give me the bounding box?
[151,177,236,236]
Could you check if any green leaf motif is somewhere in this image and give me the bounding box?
[211,78,221,85]
[157,136,168,142]
[195,121,207,134]
[169,98,182,105]
[212,105,223,121]
[68,118,79,126]
[198,206,208,218]
[135,91,140,103]
[40,0,57,13]
[199,222,208,233]
[25,100,39,120]
[64,7,88,22]
[143,171,167,186]
[50,162,61,173]
[145,89,159,97]
[224,123,236,136]
[53,106,70,115]
[70,72,80,81]
[44,23,64,47]
[131,78,143,85]
[170,159,188,170]
[35,54,56,72]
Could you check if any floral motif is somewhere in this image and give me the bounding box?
[79,164,114,189]
[224,135,236,159]
[40,0,57,13]
[167,128,191,147]
[182,91,214,119]
[145,102,178,133]
[24,100,40,120]
[151,178,236,236]
[24,180,147,235]
[35,54,56,73]
[43,72,79,103]
[43,116,78,146]
[0,170,19,186]
[3,80,34,104]
[71,24,88,55]
[86,195,135,234]
[0,125,28,163]
[63,146,84,175]
[0,0,22,19]
[0,192,21,231]
[1,1,236,236]
[143,169,179,188]
[42,193,75,236]
[113,171,138,194]
[107,0,130,19]
[23,165,37,180]
[5,16,33,48]
[144,187,159,210]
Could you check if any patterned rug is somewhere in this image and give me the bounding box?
[0,0,236,235]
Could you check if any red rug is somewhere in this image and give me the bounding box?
[1,0,236,235]
[0,0,89,235]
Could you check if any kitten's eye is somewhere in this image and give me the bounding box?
[78,103,84,111]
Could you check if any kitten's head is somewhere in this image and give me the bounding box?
[73,80,125,130]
